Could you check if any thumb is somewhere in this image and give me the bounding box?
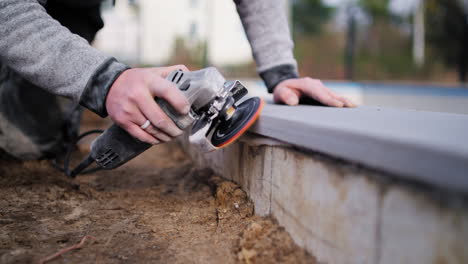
[275,87,299,106]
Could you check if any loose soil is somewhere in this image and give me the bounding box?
[0,112,317,264]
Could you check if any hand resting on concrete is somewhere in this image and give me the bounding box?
[273,77,356,107]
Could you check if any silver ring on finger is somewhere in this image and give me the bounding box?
[140,119,151,130]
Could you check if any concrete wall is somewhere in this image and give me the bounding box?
[181,134,468,264]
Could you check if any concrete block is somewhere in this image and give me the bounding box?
[380,188,468,264]
[180,133,468,264]
[270,147,380,264]
[240,144,272,216]
[219,143,241,182]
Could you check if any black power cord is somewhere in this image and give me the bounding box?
[51,129,103,177]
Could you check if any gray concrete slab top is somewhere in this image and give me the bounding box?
[251,104,468,193]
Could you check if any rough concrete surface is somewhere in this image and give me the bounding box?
[379,188,468,264]
[269,147,380,264]
[182,133,468,264]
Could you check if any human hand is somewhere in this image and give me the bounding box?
[273,77,356,107]
[106,65,191,145]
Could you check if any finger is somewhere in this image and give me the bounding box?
[145,125,172,142]
[336,96,355,108]
[138,94,183,137]
[279,78,308,92]
[148,77,190,114]
[339,96,356,107]
[305,87,344,107]
[327,90,356,107]
[317,93,344,107]
[125,123,160,145]
[299,81,344,108]
[126,110,161,143]
[157,65,190,78]
[274,87,299,106]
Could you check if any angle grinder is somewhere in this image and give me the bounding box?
[69,67,264,177]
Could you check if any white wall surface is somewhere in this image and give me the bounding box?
[95,0,254,66]
[94,1,140,64]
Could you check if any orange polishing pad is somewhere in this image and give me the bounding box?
[211,97,264,148]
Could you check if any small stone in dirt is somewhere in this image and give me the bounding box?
[238,247,257,263]
[237,218,317,264]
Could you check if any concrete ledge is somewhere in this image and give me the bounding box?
[252,104,468,194]
[181,104,468,263]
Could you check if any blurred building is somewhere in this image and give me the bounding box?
[94,1,140,64]
[94,0,258,66]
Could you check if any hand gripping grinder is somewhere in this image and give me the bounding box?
[69,67,264,177]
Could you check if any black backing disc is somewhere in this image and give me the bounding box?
[211,97,263,147]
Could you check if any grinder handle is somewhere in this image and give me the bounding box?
[88,123,152,170]
[82,69,195,171]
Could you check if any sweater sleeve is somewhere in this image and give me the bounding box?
[234,0,299,92]
[0,0,128,116]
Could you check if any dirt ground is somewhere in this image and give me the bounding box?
[0,113,316,264]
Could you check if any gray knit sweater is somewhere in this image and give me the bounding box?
[0,0,298,117]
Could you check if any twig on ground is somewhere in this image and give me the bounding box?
[38,235,96,264]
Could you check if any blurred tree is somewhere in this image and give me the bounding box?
[426,0,468,83]
[344,6,357,79]
[292,0,457,82]
[358,0,392,20]
[352,0,421,80]
[292,0,334,35]
[344,0,396,80]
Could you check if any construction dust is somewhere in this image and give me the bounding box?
[0,113,316,264]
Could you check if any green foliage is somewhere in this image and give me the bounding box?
[290,0,460,82]
[292,0,334,35]
[355,28,420,80]
[294,18,449,81]
[294,33,345,78]
[357,0,403,24]
[358,0,391,19]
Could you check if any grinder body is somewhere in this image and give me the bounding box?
[79,67,258,174]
